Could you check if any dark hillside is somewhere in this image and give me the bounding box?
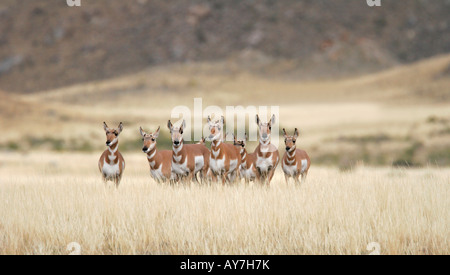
[0,0,449,92]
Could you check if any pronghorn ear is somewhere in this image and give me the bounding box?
[179,120,185,134]
[118,122,123,133]
[207,115,211,124]
[282,128,287,138]
[103,122,109,132]
[154,126,160,138]
[294,128,299,139]
[139,127,146,137]
[255,114,260,126]
[270,114,276,126]
[181,120,186,132]
[167,120,173,131]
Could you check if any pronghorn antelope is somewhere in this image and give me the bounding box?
[167,120,210,183]
[140,126,175,183]
[233,133,257,183]
[254,114,280,184]
[282,128,311,184]
[98,122,125,187]
[207,116,241,184]
[197,136,218,182]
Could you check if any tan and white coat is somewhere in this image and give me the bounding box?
[207,116,241,184]
[140,126,175,183]
[168,120,210,183]
[281,128,310,184]
[254,114,279,184]
[98,122,125,187]
[233,134,257,183]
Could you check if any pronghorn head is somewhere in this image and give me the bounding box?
[233,133,248,154]
[103,122,123,147]
[283,128,299,152]
[167,120,185,147]
[207,115,224,142]
[139,126,160,153]
[256,114,275,143]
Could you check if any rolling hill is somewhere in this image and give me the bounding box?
[0,0,449,92]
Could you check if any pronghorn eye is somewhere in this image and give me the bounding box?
[151,138,155,142]
[293,140,296,144]
[269,126,272,130]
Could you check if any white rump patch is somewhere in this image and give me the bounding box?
[229,159,238,172]
[194,155,204,173]
[301,159,308,173]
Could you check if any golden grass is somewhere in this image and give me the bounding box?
[0,153,448,255]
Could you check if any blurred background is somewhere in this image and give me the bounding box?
[1,0,450,168]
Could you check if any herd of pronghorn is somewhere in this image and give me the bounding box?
[98,114,310,187]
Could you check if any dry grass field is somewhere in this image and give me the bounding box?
[0,153,448,255]
[0,54,449,255]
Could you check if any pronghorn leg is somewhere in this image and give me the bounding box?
[256,168,262,185]
[235,169,240,184]
[115,174,122,188]
[294,174,301,185]
[301,172,307,183]
[187,172,195,184]
[284,174,289,185]
[268,166,276,183]
[198,170,204,185]
[229,170,237,183]
[193,171,200,184]
[221,171,229,185]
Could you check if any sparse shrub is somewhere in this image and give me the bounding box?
[336,133,392,144]
[338,157,354,172]
[7,142,19,151]
[393,141,424,167]
[121,137,142,152]
[428,147,450,166]
[76,141,94,152]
